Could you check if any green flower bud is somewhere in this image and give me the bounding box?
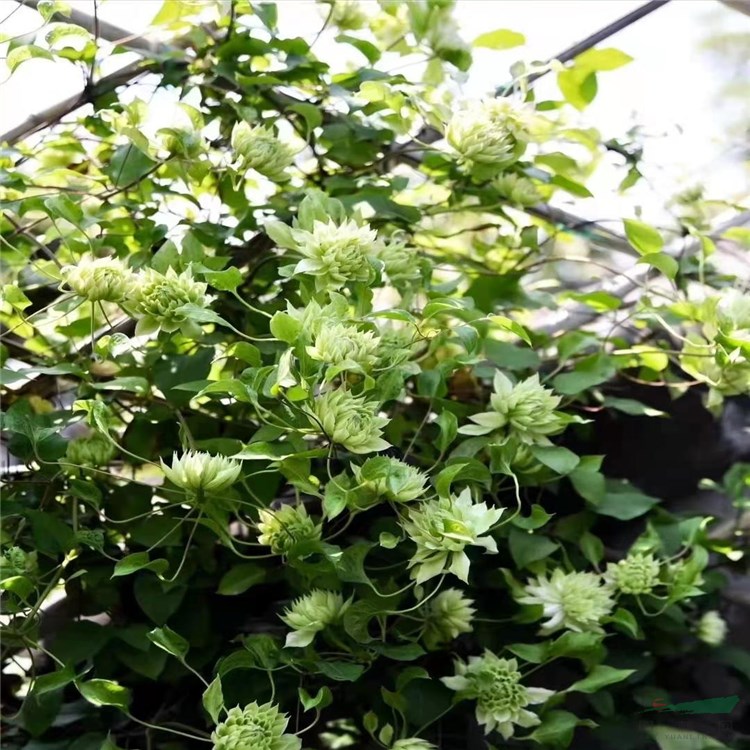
[133,267,210,336]
[460,372,570,445]
[281,589,348,648]
[291,218,378,292]
[605,552,661,595]
[307,322,380,370]
[257,504,321,557]
[161,451,241,494]
[400,488,503,584]
[517,569,614,634]
[495,173,542,206]
[447,100,529,170]
[442,651,554,739]
[351,456,428,504]
[391,740,436,750]
[62,254,135,302]
[312,389,390,454]
[423,588,475,648]
[231,122,295,182]
[65,433,116,467]
[696,610,727,646]
[211,701,301,750]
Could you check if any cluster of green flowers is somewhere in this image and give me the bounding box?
[231,122,296,181]
[62,258,212,337]
[282,589,348,648]
[161,451,241,497]
[212,701,300,750]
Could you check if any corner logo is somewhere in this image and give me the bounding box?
[642,695,739,716]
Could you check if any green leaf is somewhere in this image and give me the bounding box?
[111,552,168,578]
[606,607,642,639]
[473,28,525,50]
[202,266,243,291]
[36,0,73,22]
[602,396,666,417]
[624,218,664,255]
[528,710,583,748]
[530,445,580,475]
[147,626,189,661]
[637,252,678,280]
[6,45,55,73]
[217,563,266,595]
[317,660,365,682]
[567,664,635,693]
[576,47,633,72]
[595,483,659,520]
[509,528,558,568]
[435,410,458,453]
[104,145,157,189]
[202,676,224,724]
[77,679,131,712]
[43,194,84,225]
[489,315,532,345]
[31,668,76,696]
[299,685,332,712]
[551,174,593,198]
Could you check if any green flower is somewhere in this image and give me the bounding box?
[442,651,554,738]
[400,488,503,584]
[257,504,321,557]
[324,0,368,30]
[447,100,529,170]
[62,254,135,302]
[211,701,301,750]
[517,569,614,634]
[231,122,295,181]
[312,389,390,454]
[307,322,380,370]
[375,238,422,286]
[391,740,436,750]
[351,456,428,504]
[65,433,115,467]
[161,451,241,494]
[459,371,570,445]
[291,218,378,292]
[495,173,542,206]
[281,589,348,648]
[132,267,210,336]
[696,610,727,646]
[0,546,37,577]
[605,552,661,595]
[423,588,475,648]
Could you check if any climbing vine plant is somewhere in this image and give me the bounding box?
[1,2,748,750]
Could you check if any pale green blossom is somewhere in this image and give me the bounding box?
[605,552,661,595]
[423,588,475,648]
[459,371,570,445]
[281,589,348,648]
[696,610,727,646]
[400,488,503,584]
[324,0,368,30]
[62,255,135,302]
[351,456,428,504]
[132,267,210,336]
[307,322,380,370]
[518,569,614,634]
[447,100,530,170]
[231,122,295,181]
[291,218,378,292]
[442,651,554,738]
[161,451,241,494]
[312,389,390,454]
[65,433,115,467]
[374,238,422,285]
[495,173,542,206]
[211,701,301,750]
[257,504,321,557]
